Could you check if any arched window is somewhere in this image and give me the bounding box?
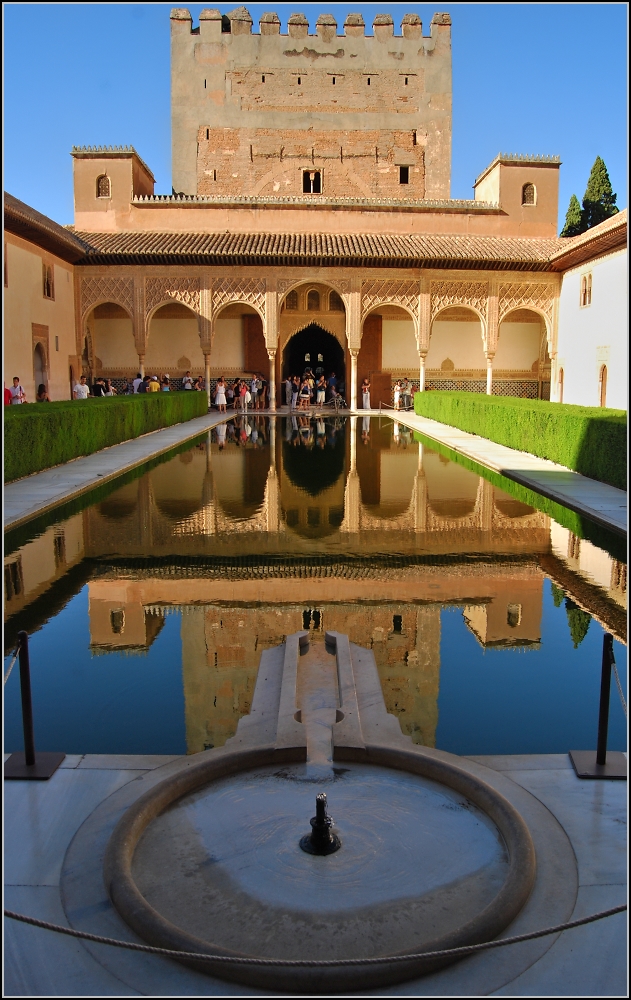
[558,367,564,403]
[33,342,46,389]
[507,603,522,628]
[580,273,592,307]
[307,289,320,311]
[521,183,535,206]
[42,263,54,299]
[598,365,607,407]
[303,170,321,194]
[96,175,111,198]
[285,289,298,310]
[329,290,344,311]
[586,273,592,305]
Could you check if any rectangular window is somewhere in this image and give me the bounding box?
[580,273,592,307]
[399,166,410,185]
[55,335,59,351]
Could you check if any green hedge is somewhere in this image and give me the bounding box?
[4,393,208,483]
[413,392,627,490]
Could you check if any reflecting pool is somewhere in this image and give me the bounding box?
[4,416,627,757]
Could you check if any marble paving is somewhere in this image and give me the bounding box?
[3,752,627,997]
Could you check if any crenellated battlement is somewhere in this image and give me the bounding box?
[170,8,451,39]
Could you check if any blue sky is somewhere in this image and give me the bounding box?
[3,3,627,230]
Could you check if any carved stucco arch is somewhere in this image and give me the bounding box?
[281,318,347,352]
[361,280,420,343]
[212,278,266,323]
[362,300,419,347]
[498,282,556,357]
[431,303,488,353]
[81,298,133,327]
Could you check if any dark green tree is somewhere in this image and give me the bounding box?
[550,582,565,607]
[560,194,585,237]
[565,599,591,648]
[581,157,619,230]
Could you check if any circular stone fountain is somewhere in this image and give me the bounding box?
[103,634,538,993]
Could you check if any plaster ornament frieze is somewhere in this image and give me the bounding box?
[212,277,266,319]
[498,282,556,326]
[277,276,351,304]
[430,280,489,323]
[361,279,420,324]
[81,275,134,319]
[145,277,201,317]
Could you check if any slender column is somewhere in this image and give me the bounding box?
[349,349,359,410]
[485,279,498,398]
[350,414,357,472]
[138,354,145,378]
[268,350,277,411]
[486,354,494,395]
[133,275,147,374]
[204,353,211,409]
[419,352,427,392]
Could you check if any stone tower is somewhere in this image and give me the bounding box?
[170,8,452,200]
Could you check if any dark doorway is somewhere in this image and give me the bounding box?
[283,324,345,391]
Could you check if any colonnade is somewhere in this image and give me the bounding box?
[78,271,559,410]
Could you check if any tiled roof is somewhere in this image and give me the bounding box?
[4,192,92,263]
[74,230,565,270]
[549,209,627,271]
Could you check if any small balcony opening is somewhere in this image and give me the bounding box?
[399,166,409,185]
[303,170,321,194]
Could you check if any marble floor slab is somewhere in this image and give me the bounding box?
[3,753,627,996]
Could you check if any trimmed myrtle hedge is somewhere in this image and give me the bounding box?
[4,392,208,483]
[413,392,627,490]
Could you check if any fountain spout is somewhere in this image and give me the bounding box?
[300,792,342,855]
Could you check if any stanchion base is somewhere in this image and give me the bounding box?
[569,750,627,780]
[4,752,66,780]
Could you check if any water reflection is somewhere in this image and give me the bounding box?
[4,417,627,757]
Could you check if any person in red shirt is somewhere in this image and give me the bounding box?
[4,383,12,406]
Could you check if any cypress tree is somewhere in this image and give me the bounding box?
[550,582,565,607]
[581,157,619,230]
[565,599,591,649]
[560,194,585,237]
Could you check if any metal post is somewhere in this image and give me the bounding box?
[17,631,36,766]
[596,633,614,765]
[569,632,626,780]
[4,631,66,780]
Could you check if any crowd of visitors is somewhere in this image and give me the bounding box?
[283,369,343,410]
[213,374,269,411]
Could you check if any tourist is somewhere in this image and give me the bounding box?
[120,378,132,395]
[132,372,143,393]
[393,381,401,410]
[327,371,337,399]
[216,421,227,449]
[182,370,194,390]
[138,375,148,393]
[400,377,411,410]
[214,376,227,412]
[92,377,106,397]
[161,375,171,391]
[9,376,26,404]
[232,380,241,409]
[4,382,12,406]
[316,374,326,407]
[361,377,371,410]
[240,380,249,411]
[148,376,160,393]
[299,378,311,409]
[105,379,116,396]
[258,374,268,409]
[226,381,235,407]
[362,414,370,443]
[36,383,50,402]
[285,376,292,408]
[73,375,90,400]
[291,375,300,410]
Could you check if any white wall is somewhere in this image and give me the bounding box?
[381,320,418,370]
[211,317,244,371]
[93,317,136,369]
[495,322,540,370]
[426,320,486,369]
[146,317,203,371]
[555,249,627,410]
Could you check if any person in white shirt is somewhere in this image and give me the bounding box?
[132,373,143,393]
[73,375,90,400]
[9,377,26,404]
[182,371,194,390]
